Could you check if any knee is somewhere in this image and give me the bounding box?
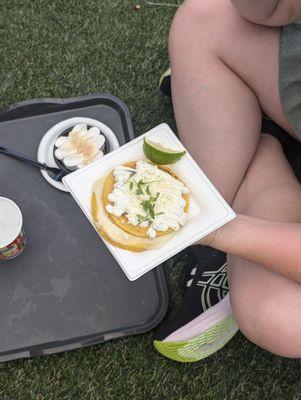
[175,0,218,25]
[169,0,246,63]
[231,292,301,358]
[169,0,219,54]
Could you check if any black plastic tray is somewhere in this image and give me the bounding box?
[0,94,168,362]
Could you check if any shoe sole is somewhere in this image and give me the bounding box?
[153,315,238,362]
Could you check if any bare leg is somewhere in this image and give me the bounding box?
[229,135,301,357]
[169,0,296,204]
[169,0,301,358]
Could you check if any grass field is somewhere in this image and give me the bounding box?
[0,1,301,399]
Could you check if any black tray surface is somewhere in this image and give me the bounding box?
[0,94,167,362]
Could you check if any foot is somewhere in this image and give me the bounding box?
[153,246,238,362]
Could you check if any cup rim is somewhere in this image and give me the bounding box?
[0,197,23,248]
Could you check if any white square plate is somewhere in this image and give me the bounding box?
[63,124,236,280]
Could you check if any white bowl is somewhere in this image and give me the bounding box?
[37,117,120,192]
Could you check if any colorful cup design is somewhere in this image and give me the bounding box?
[0,197,26,260]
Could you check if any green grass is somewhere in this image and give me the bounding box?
[0,1,301,399]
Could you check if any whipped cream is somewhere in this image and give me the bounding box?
[106,160,189,238]
[55,124,105,169]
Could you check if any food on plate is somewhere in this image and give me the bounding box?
[143,137,186,165]
[91,160,189,252]
[54,124,105,169]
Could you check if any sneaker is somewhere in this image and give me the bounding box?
[153,246,238,362]
[159,68,171,97]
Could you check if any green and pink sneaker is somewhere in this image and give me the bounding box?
[153,247,238,362]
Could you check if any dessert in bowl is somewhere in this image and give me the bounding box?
[38,116,120,192]
[54,123,107,172]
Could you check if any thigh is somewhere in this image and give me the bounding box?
[172,0,297,138]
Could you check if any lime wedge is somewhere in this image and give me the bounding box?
[143,138,186,165]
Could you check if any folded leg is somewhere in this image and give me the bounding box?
[169,0,296,204]
[229,135,301,358]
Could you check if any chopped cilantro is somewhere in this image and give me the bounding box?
[136,186,143,195]
[123,171,136,187]
[139,191,162,225]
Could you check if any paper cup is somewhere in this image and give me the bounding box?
[0,197,26,260]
